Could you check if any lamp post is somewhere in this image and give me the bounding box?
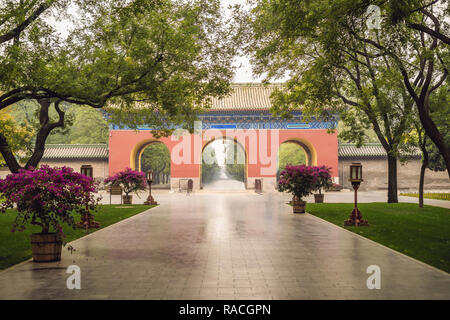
[344,163,368,226]
[144,170,158,205]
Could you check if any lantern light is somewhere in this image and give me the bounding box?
[349,163,363,182]
[144,169,157,205]
[344,162,368,227]
[147,170,153,182]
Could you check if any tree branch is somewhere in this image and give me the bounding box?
[0,1,53,44]
[408,23,450,45]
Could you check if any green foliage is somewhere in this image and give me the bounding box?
[0,0,238,171]
[225,163,245,181]
[278,142,307,172]
[401,84,449,171]
[241,0,449,201]
[0,107,34,165]
[64,107,109,144]
[8,101,108,145]
[427,85,449,172]
[140,143,170,184]
[224,139,245,181]
[242,0,447,151]
[401,193,450,201]
[250,0,414,146]
[202,162,220,184]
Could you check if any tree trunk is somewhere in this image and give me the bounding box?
[0,99,65,173]
[418,140,429,208]
[387,154,398,203]
[0,132,21,173]
[418,162,426,208]
[416,99,450,177]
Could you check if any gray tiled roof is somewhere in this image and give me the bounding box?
[40,143,420,161]
[42,144,108,160]
[339,143,421,159]
[210,83,281,111]
[107,83,282,112]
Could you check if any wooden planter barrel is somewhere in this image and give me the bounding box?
[293,200,306,214]
[31,233,62,262]
[123,195,133,204]
[314,194,324,203]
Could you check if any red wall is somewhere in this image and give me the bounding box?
[108,129,338,178]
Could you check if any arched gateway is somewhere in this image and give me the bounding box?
[108,83,339,192]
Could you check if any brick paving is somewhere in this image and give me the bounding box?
[0,192,449,299]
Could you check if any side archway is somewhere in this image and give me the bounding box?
[130,140,171,187]
[130,139,166,171]
[140,143,171,187]
[278,138,317,167]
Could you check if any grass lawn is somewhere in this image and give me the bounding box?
[400,192,449,201]
[306,203,450,273]
[0,204,155,270]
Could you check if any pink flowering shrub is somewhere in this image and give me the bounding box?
[104,168,147,196]
[278,165,333,200]
[278,165,316,200]
[312,165,333,194]
[0,166,98,234]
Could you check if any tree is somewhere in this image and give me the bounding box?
[224,140,245,181]
[338,0,450,175]
[0,0,236,173]
[65,107,109,144]
[141,143,170,185]
[384,0,450,45]
[0,107,34,165]
[9,101,108,144]
[278,142,307,172]
[242,0,421,202]
[403,84,448,207]
[0,0,57,45]
[104,167,147,199]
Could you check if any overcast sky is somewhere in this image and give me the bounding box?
[221,0,263,83]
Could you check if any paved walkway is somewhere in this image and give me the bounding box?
[0,193,449,300]
[102,189,450,209]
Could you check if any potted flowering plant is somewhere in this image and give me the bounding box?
[278,165,316,213]
[0,166,98,262]
[104,168,147,204]
[312,166,333,203]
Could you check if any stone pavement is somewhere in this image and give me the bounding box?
[0,192,449,300]
[102,189,450,209]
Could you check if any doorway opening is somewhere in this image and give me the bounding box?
[277,141,309,181]
[201,137,246,191]
[139,142,171,189]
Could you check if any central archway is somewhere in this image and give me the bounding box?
[201,137,247,190]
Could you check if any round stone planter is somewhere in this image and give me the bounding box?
[314,194,324,203]
[292,200,306,214]
[31,232,62,262]
[123,195,133,204]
